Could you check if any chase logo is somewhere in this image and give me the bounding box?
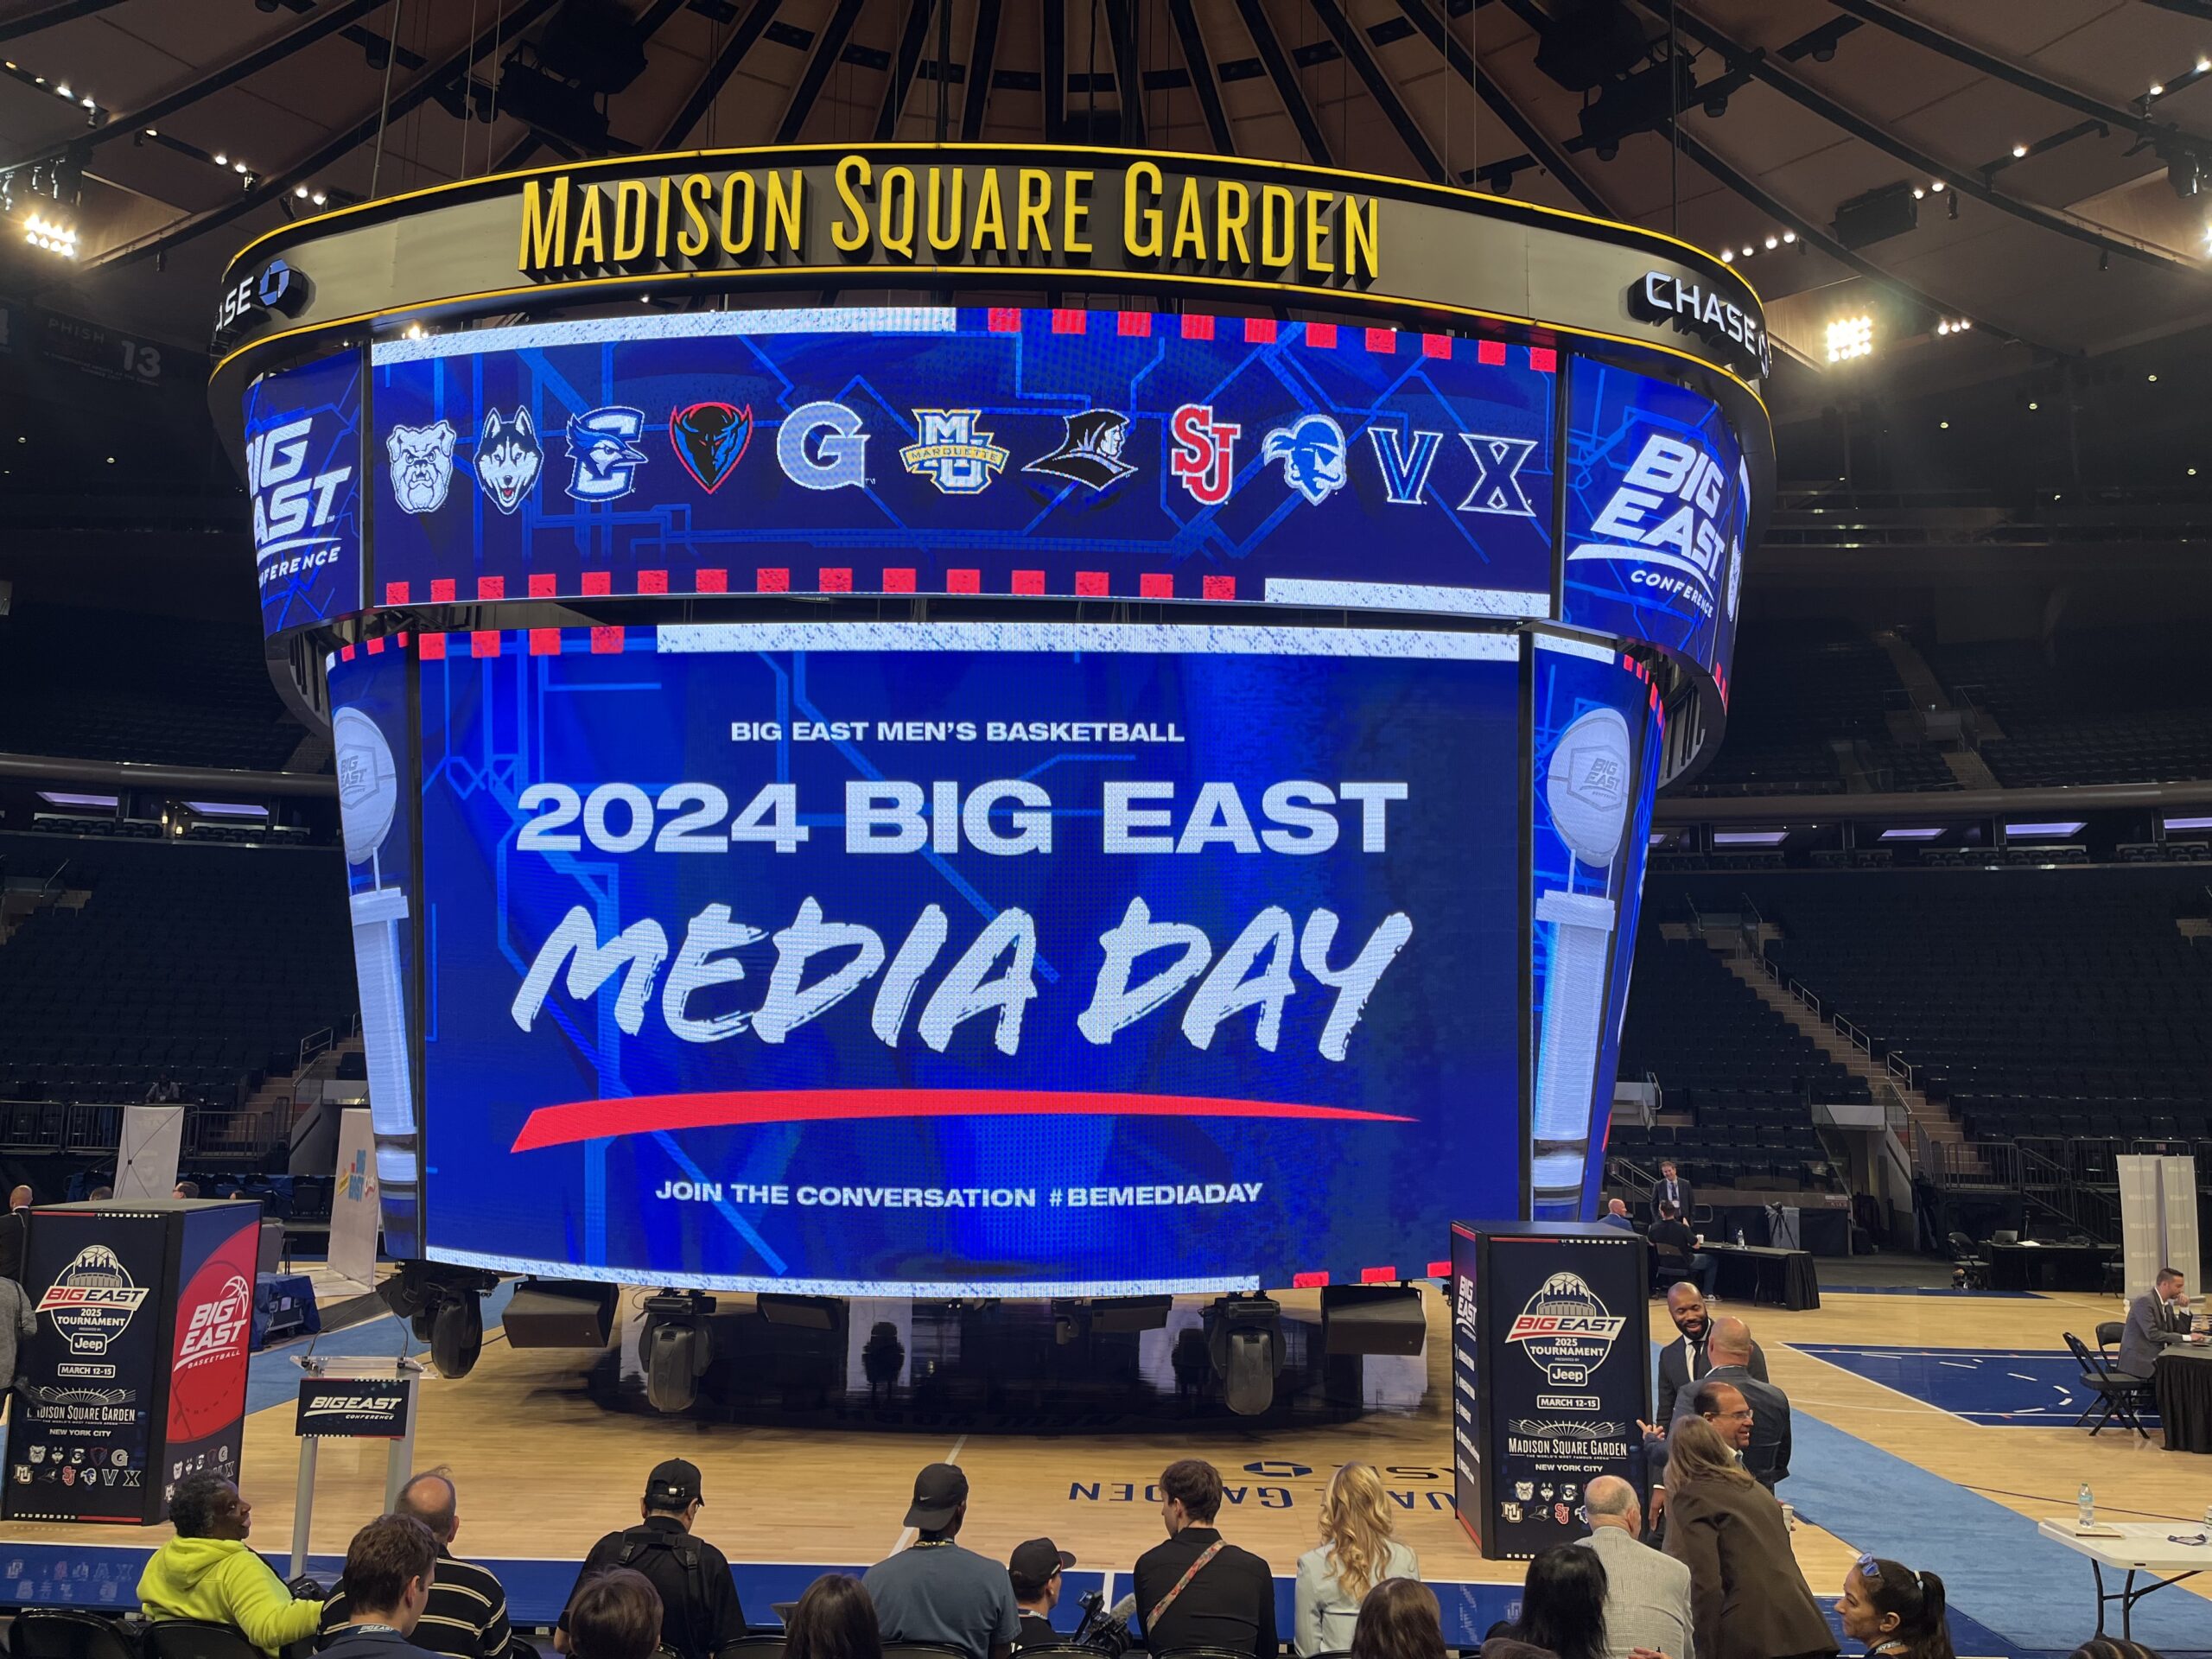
[214,257,311,337]
[256,259,294,309]
[567,406,649,502]
[778,401,869,490]
[901,410,1007,494]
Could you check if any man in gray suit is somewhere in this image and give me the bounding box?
[1576,1477,1692,1659]
[2115,1265,2208,1380]
[1704,1316,1792,1489]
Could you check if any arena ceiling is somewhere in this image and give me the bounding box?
[4,0,2212,419]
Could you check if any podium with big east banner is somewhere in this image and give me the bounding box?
[3,1200,260,1524]
[1451,1223,1650,1560]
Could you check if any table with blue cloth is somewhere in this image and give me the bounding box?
[252,1271,320,1349]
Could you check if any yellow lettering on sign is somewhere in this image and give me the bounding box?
[654,177,671,258]
[928,168,963,251]
[613,180,649,261]
[571,184,607,265]
[677,174,713,257]
[1016,168,1052,251]
[1260,185,1294,268]
[1216,181,1251,265]
[519,175,569,270]
[1063,169,1092,253]
[1344,194,1379,278]
[721,171,756,253]
[833,156,872,253]
[1171,177,1206,260]
[766,170,803,251]
[1305,188,1334,274]
[971,168,1007,251]
[1124,161,1164,257]
[879,165,917,259]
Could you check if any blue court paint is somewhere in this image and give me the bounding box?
[1819,1285,2042,1300]
[1793,1342,2146,1428]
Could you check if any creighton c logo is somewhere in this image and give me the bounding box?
[1504,1271,1626,1387]
[901,410,1008,495]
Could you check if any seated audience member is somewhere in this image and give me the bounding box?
[136,1472,325,1655]
[322,1470,513,1659]
[2114,1266,2206,1381]
[87,1185,112,1200]
[785,1574,882,1659]
[1661,1417,1835,1659]
[1576,1477,1691,1659]
[1349,1579,1448,1659]
[1599,1199,1637,1231]
[1485,1547,1608,1659]
[562,1460,746,1659]
[565,1569,665,1659]
[1295,1462,1420,1656]
[175,1180,201,1199]
[1007,1539,1075,1649]
[321,1514,442,1659]
[1837,1557,1953,1659]
[1648,1203,1714,1298]
[863,1463,1020,1659]
[1133,1459,1277,1659]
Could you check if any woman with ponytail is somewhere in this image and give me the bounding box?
[1837,1555,1955,1659]
[1294,1464,1420,1655]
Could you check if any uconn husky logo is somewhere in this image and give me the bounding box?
[472,408,542,515]
[566,406,648,503]
[1261,414,1348,505]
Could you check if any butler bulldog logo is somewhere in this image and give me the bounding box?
[1504,1272,1626,1387]
[37,1246,149,1356]
[385,421,457,514]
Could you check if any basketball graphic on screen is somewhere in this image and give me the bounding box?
[168,1242,255,1442]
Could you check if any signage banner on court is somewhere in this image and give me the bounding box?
[296,1376,414,1440]
[368,306,1556,615]
[405,622,1522,1294]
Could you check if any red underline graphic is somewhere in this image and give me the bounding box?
[510,1089,1414,1153]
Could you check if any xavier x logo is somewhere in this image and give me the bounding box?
[1459,434,1539,516]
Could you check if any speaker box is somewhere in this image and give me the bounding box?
[1321,1285,1427,1356]
[503,1280,619,1348]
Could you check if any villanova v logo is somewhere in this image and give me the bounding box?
[1369,428,1442,505]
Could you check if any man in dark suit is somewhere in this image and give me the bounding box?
[2115,1265,2208,1379]
[1654,1282,1768,1427]
[1704,1317,1791,1489]
[1599,1198,1637,1230]
[1654,1160,1694,1224]
[1132,1459,1274,1659]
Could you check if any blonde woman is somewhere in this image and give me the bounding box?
[1294,1463,1419,1655]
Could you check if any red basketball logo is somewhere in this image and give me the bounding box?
[168,1235,256,1442]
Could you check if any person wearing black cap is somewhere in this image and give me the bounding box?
[557,1459,746,1659]
[862,1463,1020,1659]
[1007,1540,1075,1649]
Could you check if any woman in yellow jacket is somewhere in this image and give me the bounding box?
[137,1472,326,1655]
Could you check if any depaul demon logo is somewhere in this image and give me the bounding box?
[1262,414,1349,505]
[1025,409,1135,491]
[473,408,543,515]
[37,1246,149,1357]
[566,406,648,503]
[1504,1272,1626,1388]
[385,421,457,515]
[670,401,753,493]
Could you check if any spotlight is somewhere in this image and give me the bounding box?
[1204,1294,1285,1416]
[2151,372,2160,382]
[213,152,226,165]
[1913,188,1925,199]
[1930,180,1944,192]
[2152,83,2166,97]
[639,1290,718,1414]
[79,96,92,109]
[232,161,247,174]
[1764,234,1778,249]
[2012,143,2029,157]
[1959,319,1970,329]
[311,192,326,206]
[1936,321,1949,334]
[2198,57,2209,73]
[1741,244,1754,257]
[1824,314,1874,363]
[293,185,308,198]
[1940,420,1950,429]
[1720,249,1732,263]
[53,83,69,99]
[1783,231,1797,243]
[2028,401,2038,410]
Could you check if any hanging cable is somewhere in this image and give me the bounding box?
[461,0,479,179]
[486,0,504,169]
[368,0,404,199]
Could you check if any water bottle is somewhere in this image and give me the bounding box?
[2078,1482,2094,1529]
[1734,1226,1746,1246]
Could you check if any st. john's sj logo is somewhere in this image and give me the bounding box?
[669,401,753,493]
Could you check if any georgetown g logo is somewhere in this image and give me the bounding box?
[385,421,457,515]
[901,410,1008,495]
[1262,414,1349,505]
[566,406,649,503]
[472,408,543,515]
[777,401,869,491]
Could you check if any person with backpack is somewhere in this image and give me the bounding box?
[558,1460,747,1659]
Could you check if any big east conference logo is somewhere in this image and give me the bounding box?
[1568,433,1748,624]
[37,1247,150,1356]
[1504,1272,1626,1388]
[168,1254,255,1442]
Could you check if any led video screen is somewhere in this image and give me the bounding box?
[243,352,363,637]
[397,622,1522,1293]
[367,306,1556,613]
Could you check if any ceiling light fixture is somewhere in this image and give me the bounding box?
[1825,313,1874,363]
[2152,83,2167,96]
[52,82,69,99]
[1939,420,1950,429]
[1930,180,1944,192]
[213,152,226,165]
[2012,143,2029,157]
[1719,249,1732,262]
[1782,230,1796,243]
[2028,401,2039,410]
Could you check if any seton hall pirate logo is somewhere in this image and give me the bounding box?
[669,401,753,493]
[37,1246,150,1357]
[1503,1271,1626,1388]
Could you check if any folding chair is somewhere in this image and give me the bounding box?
[2065,1330,2152,1439]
